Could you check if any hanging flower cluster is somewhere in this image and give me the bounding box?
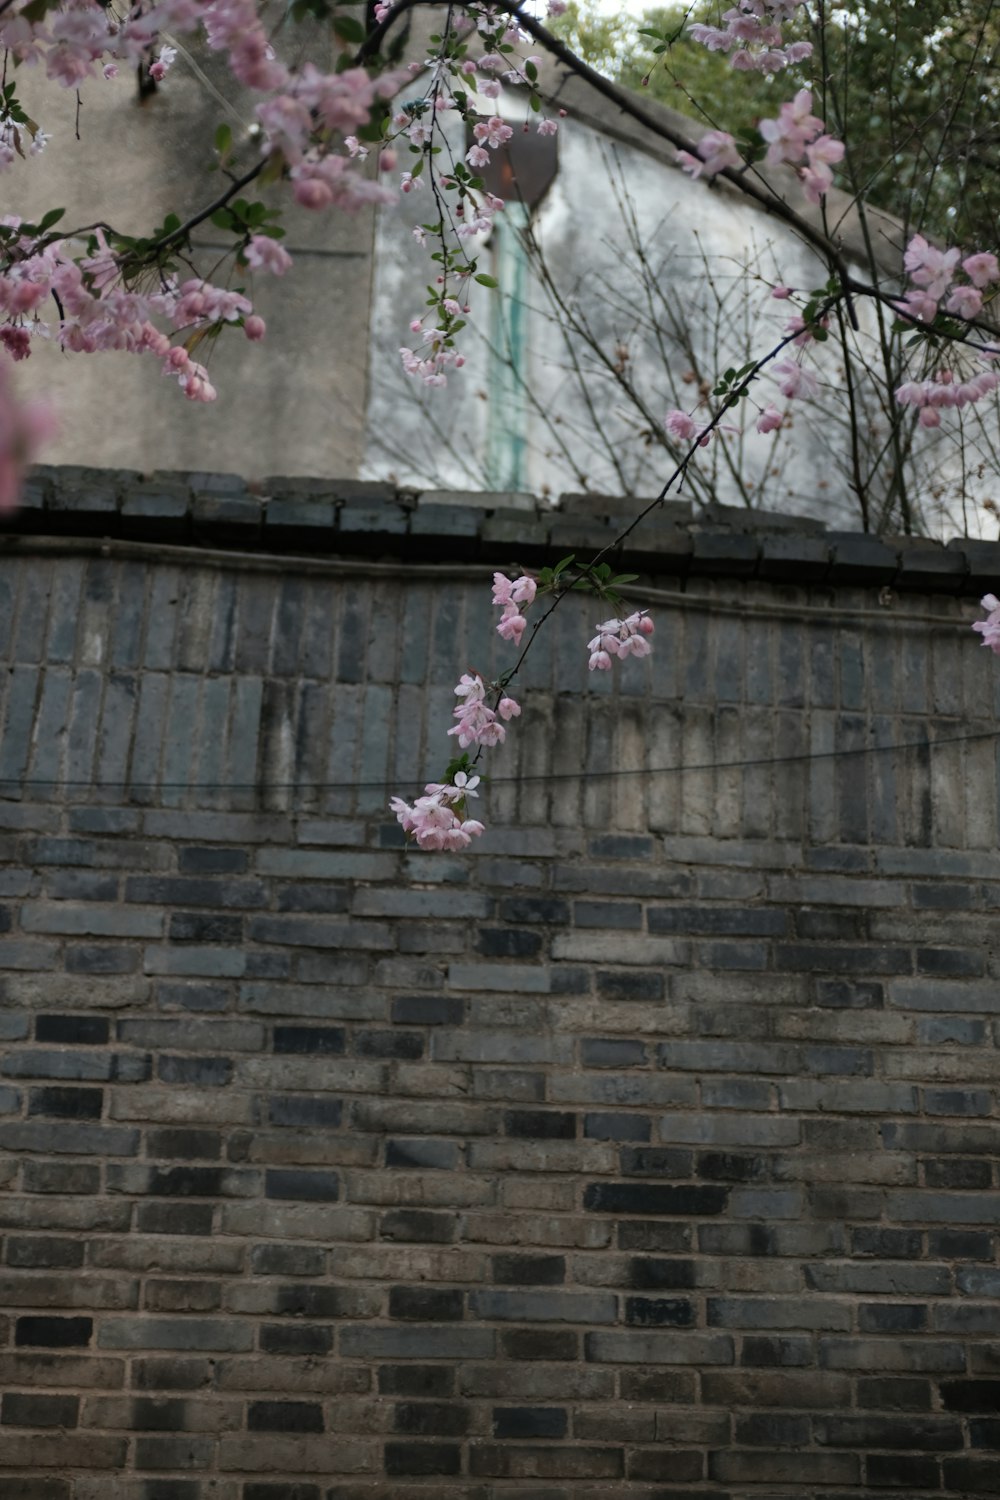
[392,566,653,849]
[688,0,813,73]
[588,612,654,671]
[389,772,485,852]
[972,596,1000,655]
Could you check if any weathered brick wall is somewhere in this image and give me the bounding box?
[2,468,1000,1499]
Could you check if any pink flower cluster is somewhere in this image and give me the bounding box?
[0,222,272,402]
[492,570,537,644]
[759,90,844,203]
[896,368,1000,429]
[390,773,486,850]
[448,673,521,749]
[897,236,1000,326]
[676,130,741,182]
[588,612,654,671]
[972,595,1000,655]
[688,0,812,73]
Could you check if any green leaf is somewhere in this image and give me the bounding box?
[332,12,365,42]
[474,273,498,287]
[38,207,65,232]
[637,26,664,36]
[525,59,537,82]
[611,573,639,585]
[214,123,232,159]
[553,554,575,575]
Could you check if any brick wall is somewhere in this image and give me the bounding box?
[2,468,1000,1498]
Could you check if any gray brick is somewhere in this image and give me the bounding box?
[339,1327,494,1359]
[469,1290,616,1323]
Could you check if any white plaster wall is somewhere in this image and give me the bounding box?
[364,104,999,536]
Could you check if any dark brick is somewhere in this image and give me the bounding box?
[734,1412,810,1445]
[597,969,665,1000]
[16,1318,92,1348]
[865,1454,942,1487]
[378,1366,454,1398]
[925,1157,992,1189]
[1,1393,80,1427]
[581,1038,646,1068]
[477,928,544,957]
[858,1377,933,1411]
[858,1303,928,1333]
[499,898,570,924]
[624,1297,695,1327]
[491,1255,565,1287]
[5,1237,84,1269]
[851,1228,923,1259]
[941,1381,1000,1412]
[34,1015,109,1045]
[266,1097,343,1129]
[243,1487,321,1500]
[380,1210,455,1243]
[816,979,884,1009]
[504,1111,576,1139]
[583,1183,727,1215]
[697,1152,766,1182]
[247,1401,323,1433]
[354,1030,423,1060]
[393,1402,470,1437]
[500,1329,577,1361]
[627,1258,697,1290]
[493,1406,567,1439]
[574,901,643,930]
[27,1087,103,1120]
[178,847,249,874]
[384,1442,461,1476]
[259,1326,332,1356]
[619,1148,693,1178]
[272,1027,345,1056]
[943,1457,1000,1493]
[146,1130,222,1161]
[157,1057,231,1086]
[388,1287,464,1321]
[136,1205,215,1236]
[390,995,464,1026]
[23,1162,100,1195]
[264,1170,339,1202]
[617,1222,693,1253]
[168,911,243,944]
[385,1139,458,1170]
[584,1112,651,1142]
[929,1229,993,1260]
[740,1335,813,1367]
[251,1245,325,1277]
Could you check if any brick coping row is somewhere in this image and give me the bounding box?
[4,464,997,594]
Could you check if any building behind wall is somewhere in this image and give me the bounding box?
[1,467,1000,1496]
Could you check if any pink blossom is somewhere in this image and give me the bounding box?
[963,252,1000,289]
[677,129,740,180]
[498,696,521,719]
[771,358,818,400]
[243,314,266,341]
[536,119,558,136]
[771,285,793,299]
[973,594,1000,655]
[587,612,654,670]
[473,116,513,150]
[496,604,527,644]
[945,285,983,319]
[756,405,784,433]
[664,408,697,442]
[244,235,293,276]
